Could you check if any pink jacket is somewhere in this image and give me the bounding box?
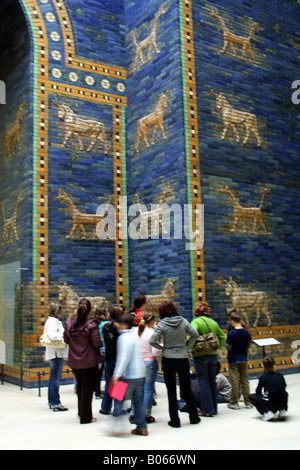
[139,328,161,361]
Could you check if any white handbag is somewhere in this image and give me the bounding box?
[39,333,66,349]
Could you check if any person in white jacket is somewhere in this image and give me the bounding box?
[112,313,147,436]
[43,303,68,411]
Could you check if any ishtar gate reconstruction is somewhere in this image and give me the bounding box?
[0,0,299,386]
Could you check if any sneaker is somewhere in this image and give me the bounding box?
[278,410,287,420]
[262,411,276,421]
[52,405,68,411]
[245,404,253,409]
[227,403,240,410]
[99,410,111,415]
[131,427,148,436]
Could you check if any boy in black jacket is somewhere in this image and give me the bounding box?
[250,356,288,421]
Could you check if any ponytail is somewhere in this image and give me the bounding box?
[138,312,155,336]
[74,298,91,328]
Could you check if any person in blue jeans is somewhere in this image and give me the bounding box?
[137,312,161,423]
[112,313,147,436]
[190,301,225,417]
[43,303,68,411]
[93,307,109,399]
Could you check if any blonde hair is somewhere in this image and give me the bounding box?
[93,307,109,324]
[48,302,62,319]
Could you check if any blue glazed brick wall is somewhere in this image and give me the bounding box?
[64,0,126,67]
[0,0,33,368]
[48,94,117,301]
[1,0,300,381]
[124,0,195,318]
[0,1,32,275]
[192,0,300,328]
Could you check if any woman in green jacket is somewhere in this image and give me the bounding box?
[191,302,225,417]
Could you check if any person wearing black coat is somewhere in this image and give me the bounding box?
[250,356,288,421]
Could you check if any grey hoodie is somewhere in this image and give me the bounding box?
[149,316,199,359]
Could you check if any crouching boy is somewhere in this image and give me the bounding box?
[249,356,288,421]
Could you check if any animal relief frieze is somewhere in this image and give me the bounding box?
[3,104,24,160]
[0,191,23,245]
[129,4,167,73]
[134,92,168,152]
[211,90,262,147]
[145,277,178,317]
[56,283,108,317]
[207,6,258,64]
[53,100,111,154]
[219,184,271,235]
[55,191,114,241]
[224,278,272,327]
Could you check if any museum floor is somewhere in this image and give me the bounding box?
[1,373,299,451]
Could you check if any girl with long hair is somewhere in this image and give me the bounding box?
[64,298,102,423]
[138,312,161,423]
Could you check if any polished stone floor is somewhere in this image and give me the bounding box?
[1,373,299,451]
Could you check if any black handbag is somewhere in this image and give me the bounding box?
[193,317,219,355]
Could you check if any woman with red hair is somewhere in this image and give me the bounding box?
[149,301,200,428]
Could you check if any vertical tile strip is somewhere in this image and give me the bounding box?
[113,105,129,308]
[179,0,206,305]
[21,0,38,282]
[21,0,49,333]
[122,107,130,307]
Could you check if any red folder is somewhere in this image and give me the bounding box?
[108,378,128,401]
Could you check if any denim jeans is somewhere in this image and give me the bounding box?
[94,351,105,396]
[48,357,64,408]
[113,377,147,430]
[101,359,116,413]
[193,354,218,415]
[143,360,158,416]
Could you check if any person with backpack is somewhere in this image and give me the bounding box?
[190,301,225,417]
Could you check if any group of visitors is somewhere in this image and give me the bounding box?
[43,295,289,436]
